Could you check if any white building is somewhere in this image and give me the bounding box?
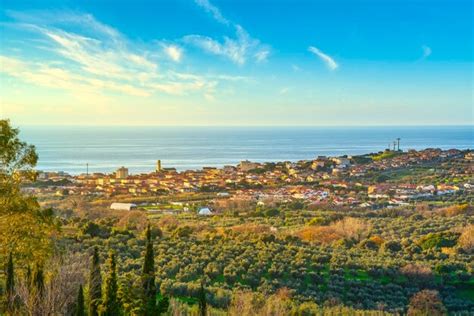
[198,207,213,216]
[110,203,137,211]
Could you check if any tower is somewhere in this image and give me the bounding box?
[116,166,129,179]
[156,160,162,172]
[397,138,401,151]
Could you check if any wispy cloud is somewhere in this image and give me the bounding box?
[190,0,270,65]
[254,49,270,63]
[421,45,432,59]
[308,46,338,71]
[163,44,183,62]
[1,11,228,99]
[184,25,269,65]
[194,0,230,25]
[279,87,290,95]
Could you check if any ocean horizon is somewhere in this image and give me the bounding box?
[19,125,473,175]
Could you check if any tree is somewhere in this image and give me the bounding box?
[0,119,38,193]
[458,224,474,254]
[407,290,447,316]
[381,240,402,253]
[15,254,87,315]
[75,285,85,316]
[30,264,45,316]
[102,251,120,316]
[142,224,157,315]
[401,263,434,287]
[32,264,45,298]
[157,296,169,315]
[89,247,102,316]
[198,282,207,316]
[26,265,32,288]
[333,217,371,242]
[0,120,56,265]
[5,252,15,312]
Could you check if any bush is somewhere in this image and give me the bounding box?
[407,290,447,316]
[418,232,459,250]
[381,240,402,253]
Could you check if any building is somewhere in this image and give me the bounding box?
[156,160,162,172]
[238,160,259,172]
[198,207,213,216]
[332,157,351,167]
[110,203,137,211]
[163,167,177,172]
[116,166,129,179]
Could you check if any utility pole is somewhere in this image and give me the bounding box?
[397,138,401,151]
[393,141,396,151]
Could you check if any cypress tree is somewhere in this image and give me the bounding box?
[32,264,45,297]
[30,264,45,315]
[26,265,32,287]
[198,281,207,316]
[142,224,157,315]
[75,284,85,316]
[102,251,120,316]
[157,296,169,315]
[88,247,102,316]
[5,252,14,312]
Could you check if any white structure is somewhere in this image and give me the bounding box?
[198,207,213,216]
[110,203,137,211]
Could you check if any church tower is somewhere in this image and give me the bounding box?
[156,160,162,172]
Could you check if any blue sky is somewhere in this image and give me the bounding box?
[0,0,472,125]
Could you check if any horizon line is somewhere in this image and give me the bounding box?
[15,123,474,128]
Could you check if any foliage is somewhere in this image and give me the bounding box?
[418,232,459,250]
[198,282,207,316]
[407,290,447,316]
[75,284,85,316]
[101,252,121,316]
[5,252,15,312]
[458,224,474,254]
[88,247,102,316]
[0,120,57,266]
[142,224,157,315]
[157,296,169,314]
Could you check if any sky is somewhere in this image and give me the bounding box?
[0,0,473,126]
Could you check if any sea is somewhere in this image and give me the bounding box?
[19,126,473,175]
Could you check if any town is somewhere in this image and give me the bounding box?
[28,147,474,214]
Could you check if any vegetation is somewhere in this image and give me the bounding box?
[88,247,102,316]
[1,120,473,315]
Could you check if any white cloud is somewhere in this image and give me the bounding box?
[308,46,338,71]
[0,55,151,97]
[279,87,290,95]
[421,45,432,59]
[164,45,182,62]
[254,49,270,63]
[191,1,270,65]
[194,0,230,25]
[2,11,230,99]
[184,25,268,65]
